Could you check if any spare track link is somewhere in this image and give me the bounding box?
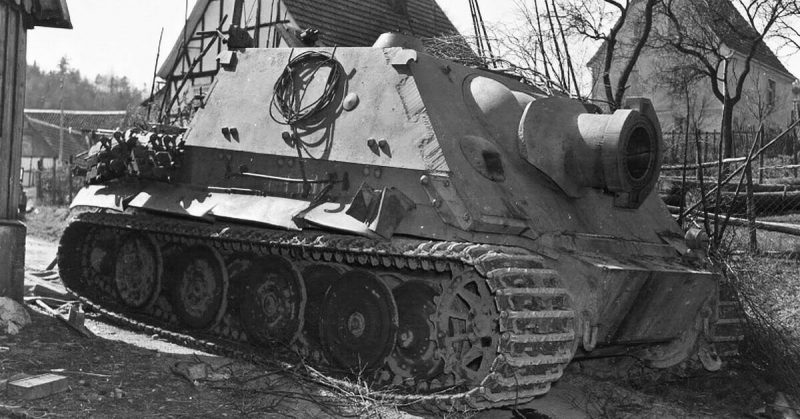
[58,211,577,409]
[709,283,745,358]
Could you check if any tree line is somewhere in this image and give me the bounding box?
[25,57,145,111]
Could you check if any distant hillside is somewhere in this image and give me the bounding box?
[26,58,144,111]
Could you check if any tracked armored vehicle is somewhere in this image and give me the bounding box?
[58,34,733,408]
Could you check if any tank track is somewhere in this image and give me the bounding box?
[57,211,577,409]
[709,283,745,358]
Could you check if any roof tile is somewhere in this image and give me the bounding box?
[285,0,458,47]
[699,0,792,76]
[23,116,88,159]
[158,0,463,78]
[24,109,126,131]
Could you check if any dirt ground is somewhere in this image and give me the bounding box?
[1,294,779,419]
[1,207,795,418]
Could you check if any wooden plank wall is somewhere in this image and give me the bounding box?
[0,0,26,220]
[0,0,28,301]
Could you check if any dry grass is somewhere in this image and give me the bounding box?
[718,253,800,400]
[715,214,800,400]
[723,225,800,254]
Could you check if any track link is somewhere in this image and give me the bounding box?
[58,211,577,409]
[709,284,745,358]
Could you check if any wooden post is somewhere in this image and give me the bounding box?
[759,125,765,184]
[793,128,798,179]
[714,127,726,246]
[36,168,42,201]
[67,163,73,202]
[59,74,65,164]
[51,158,57,204]
[795,103,800,178]
[696,129,703,180]
[0,2,27,301]
[679,127,691,226]
[745,161,758,254]
[695,132,711,237]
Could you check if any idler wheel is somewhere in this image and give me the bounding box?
[58,224,96,291]
[387,281,443,379]
[240,256,306,345]
[171,246,228,329]
[301,265,340,348]
[436,271,498,385]
[86,227,118,277]
[114,233,161,308]
[68,226,121,298]
[320,270,398,371]
[65,226,119,295]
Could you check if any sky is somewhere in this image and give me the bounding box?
[26,0,800,92]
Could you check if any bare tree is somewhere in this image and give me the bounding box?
[654,55,708,132]
[772,4,800,51]
[654,55,710,224]
[741,70,787,128]
[489,1,581,96]
[653,0,799,158]
[562,0,659,111]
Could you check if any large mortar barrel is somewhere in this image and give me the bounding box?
[463,75,663,208]
[518,97,663,208]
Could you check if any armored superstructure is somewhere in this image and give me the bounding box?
[59,36,728,408]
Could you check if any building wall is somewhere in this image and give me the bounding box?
[159,0,292,118]
[628,49,796,133]
[168,0,286,82]
[0,0,29,301]
[1,0,27,219]
[587,2,797,134]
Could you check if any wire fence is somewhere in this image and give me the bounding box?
[662,128,800,170]
[658,121,800,256]
[662,122,800,401]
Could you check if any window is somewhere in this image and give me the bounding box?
[767,79,776,107]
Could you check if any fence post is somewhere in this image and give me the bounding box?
[758,125,765,184]
[50,159,57,205]
[670,131,676,163]
[695,129,702,180]
[67,164,73,203]
[745,160,758,254]
[36,170,41,203]
[793,129,798,178]
[694,130,712,237]
[679,128,691,226]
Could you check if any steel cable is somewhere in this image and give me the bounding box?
[269,50,344,128]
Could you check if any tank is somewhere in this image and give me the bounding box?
[58,35,735,409]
